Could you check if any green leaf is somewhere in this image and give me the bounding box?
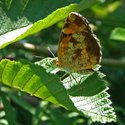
[0,59,75,109]
[0,92,20,125]
[32,101,49,125]
[0,0,80,35]
[0,58,116,123]
[110,28,125,42]
[48,109,71,125]
[8,93,36,115]
[36,58,106,96]
[78,0,99,11]
[0,3,77,49]
[65,72,107,96]
[0,0,99,49]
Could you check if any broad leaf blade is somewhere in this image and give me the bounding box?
[0,59,75,110]
[36,58,117,123]
[36,58,106,96]
[110,28,125,42]
[8,93,36,115]
[0,58,116,123]
[0,3,78,49]
[1,93,20,125]
[0,0,80,35]
[0,0,99,49]
[70,90,116,123]
[65,72,107,96]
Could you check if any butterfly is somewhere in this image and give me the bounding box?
[55,12,102,73]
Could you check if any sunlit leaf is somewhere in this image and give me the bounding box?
[0,58,116,123]
[64,72,107,96]
[0,0,99,49]
[110,28,125,42]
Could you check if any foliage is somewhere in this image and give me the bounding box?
[0,58,116,123]
[0,0,125,125]
[110,28,125,42]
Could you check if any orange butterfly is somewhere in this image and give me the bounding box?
[55,12,102,73]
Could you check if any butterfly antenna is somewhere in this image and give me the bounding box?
[47,47,56,57]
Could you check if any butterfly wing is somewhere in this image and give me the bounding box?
[57,12,102,72]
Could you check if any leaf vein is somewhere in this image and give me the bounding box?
[21,0,30,14]
[32,75,58,95]
[21,73,34,90]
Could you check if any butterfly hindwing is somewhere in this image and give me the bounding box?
[56,12,102,72]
